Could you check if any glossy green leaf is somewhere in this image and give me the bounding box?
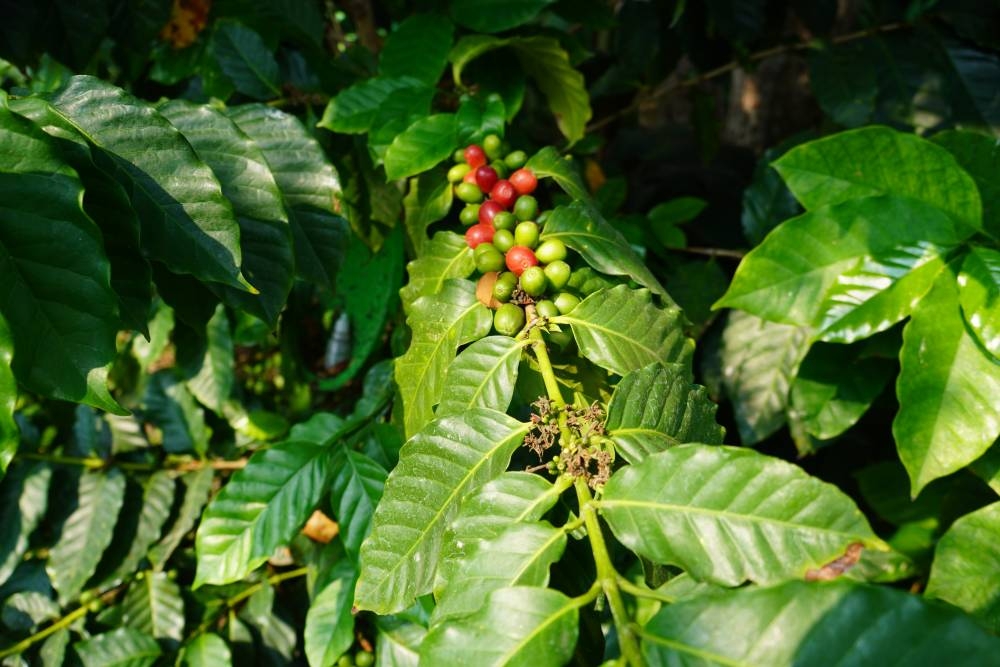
[367,85,437,163]
[451,0,555,32]
[211,21,280,100]
[356,408,531,614]
[895,273,1000,494]
[932,129,1000,237]
[45,76,247,289]
[716,196,961,342]
[122,570,185,641]
[717,310,809,444]
[148,467,214,568]
[180,633,232,667]
[525,146,590,202]
[226,104,347,289]
[437,336,526,418]
[542,202,671,301]
[450,35,509,85]
[380,14,453,85]
[186,304,235,414]
[158,100,293,326]
[642,580,1000,666]
[553,285,692,377]
[972,444,1000,495]
[330,449,386,560]
[0,463,52,584]
[958,246,1000,358]
[105,471,175,584]
[47,469,127,602]
[403,168,454,254]
[375,617,425,667]
[456,94,506,146]
[0,314,15,476]
[384,114,458,181]
[419,586,578,667]
[399,231,474,313]
[395,279,492,438]
[142,372,211,454]
[772,125,982,231]
[304,574,357,667]
[431,522,567,623]
[319,76,425,135]
[605,363,724,464]
[73,627,161,667]
[926,501,1000,632]
[600,445,881,586]
[194,440,332,586]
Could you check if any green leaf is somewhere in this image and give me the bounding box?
[375,617,425,667]
[0,314,15,476]
[122,570,185,641]
[211,21,281,100]
[356,408,531,614]
[0,105,122,412]
[451,0,555,32]
[304,574,357,667]
[186,304,234,414]
[807,41,878,127]
[926,501,1000,632]
[105,471,175,584]
[47,469,127,602]
[367,86,437,164]
[180,633,232,667]
[194,440,333,586]
[2,590,58,632]
[399,231,474,313]
[642,580,1000,666]
[226,104,347,289]
[600,445,881,586]
[716,196,962,342]
[384,114,458,181]
[330,449,386,561]
[972,445,1000,495]
[542,202,671,301]
[958,246,1000,358]
[740,141,804,246]
[0,463,52,583]
[553,285,692,377]
[772,125,982,232]
[717,310,810,444]
[158,101,293,326]
[142,371,211,454]
[380,14,453,84]
[933,129,1000,237]
[450,35,509,85]
[43,76,248,289]
[605,363,724,464]
[403,168,454,254]
[395,279,492,439]
[148,467,214,567]
[525,146,590,202]
[73,627,161,667]
[456,94,506,146]
[431,522,567,623]
[437,336,526,418]
[419,586,578,667]
[318,76,426,134]
[895,272,1000,494]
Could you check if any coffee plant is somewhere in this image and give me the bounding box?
[1,1,999,665]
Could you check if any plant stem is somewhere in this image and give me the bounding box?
[616,575,677,605]
[188,566,310,639]
[527,326,566,409]
[14,451,249,472]
[576,478,644,667]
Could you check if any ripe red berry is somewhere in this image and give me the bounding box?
[509,168,538,195]
[465,223,495,249]
[479,200,504,225]
[491,179,517,209]
[475,165,499,193]
[464,144,487,169]
[505,245,538,275]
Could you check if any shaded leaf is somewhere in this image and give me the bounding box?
[740,141,804,246]
[932,129,1000,237]
[148,467,214,568]
[456,94,506,146]
[375,616,424,667]
[0,463,52,584]
[451,0,556,33]
[142,371,211,454]
[74,627,161,667]
[330,449,386,560]
[122,570,185,641]
[105,471,175,584]
[211,20,280,100]
[437,336,526,418]
[380,14,453,85]
[0,314,15,476]
[318,76,425,135]
[525,146,590,201]
[186,304,235,414]
[1,590,59,632]
[304,574,357,667]
[403,168,454,254]
[808,40,878,127]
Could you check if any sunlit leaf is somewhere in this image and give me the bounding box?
[384,114,458,181]
[180,633,232,667]
[0,463,52,584]
[329,448,386,560]
[0,314,15,476]
[148,467,213,568]
[104,471,175,585]
[399,231,474,313]
[304,574,357,667]
[958,246,1000,358]
[437,336,526,418]
[319,76,425,135]
[122,570,185,641]
[73,627,161,667]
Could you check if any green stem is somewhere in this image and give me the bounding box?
[527,326,565,409]
[576,478,644,667]
[616,575,677,605]
[188,566,310,639]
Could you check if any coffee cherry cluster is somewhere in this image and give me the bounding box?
[447,137,583,337]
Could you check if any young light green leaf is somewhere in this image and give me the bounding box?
[180,633,232,667]
[958,246,1000,358]
[431,522,567,623]
[403,168,454,254]
[642,580,1000,666]
[47,469,126,602]
[451,0,555,33]
[419,586,578,667]
[356,408,531,614]
[553,285,692,377]
[104,471,175,585]
[600,445,882,586]
[395,279,492,439]
[384,114,458,181]
[894,272,1000,495]
[932,129,1000,237]
[122,570,186,641]
[541,202,671,301]
[0,314,15,476]
[926,501,1000,632]
[319,76,426,135]
[716,196,961,342]
[605,363,724,464]
[399,231,475,314]
[436,336,526,418]
[330,449,386,561]
[211,21,281,100]
[773,125,982,231]
[0,463,52,584]
[194,440,333,587]
[380,14,454,85]
[148,467,214,568]
[73,627,161,667]
[305,574,357,667]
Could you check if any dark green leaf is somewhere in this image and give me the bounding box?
[399,231,475,313]
[180,633,232,666]
[600,445,882,586]
[642,580,1000,665]
[525,146,590,201]
[380,14,454,85]
[142,371,211,455]
[148,468,214,568]
[606,363,724,464]
[304,574,357,667]
[367,85,437,163]
[0,463,51,584]
[105,471,175,585]
[318,76,426,135]
[384,114,458,181]
[403,168,454,254]
[932,129,1000,237]
[958,246,1000,358]
[330,449,386,560]
[0,314,15,476]
[74,627,161,667]
[122,570,185,641]
[437,336,526,418]
[451,0,556,33]
[456,94,506,146]
[211,21,281,100]
[895,272,1000,494]
[807,41,878,127]
[972,444,1000,495]
[512,37,591,143]
[740,142,804,246]
[186,304,234,414]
